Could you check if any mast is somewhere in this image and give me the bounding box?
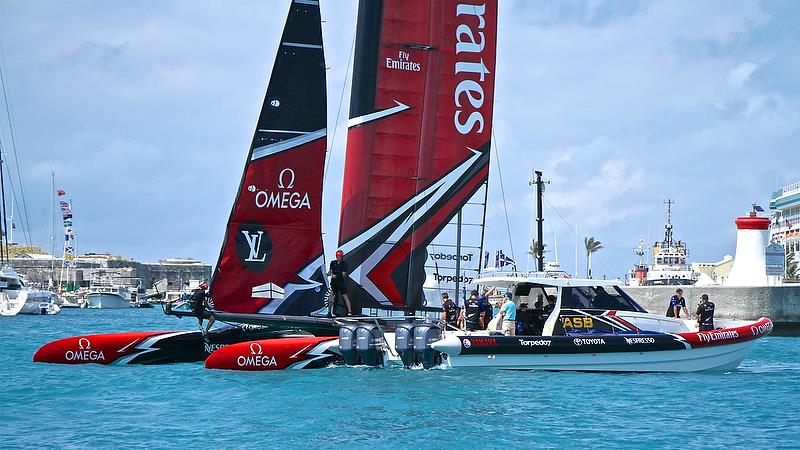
[50,172,55,277]
[0,157,7,264]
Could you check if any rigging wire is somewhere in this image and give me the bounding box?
[322,27,356,186]
[490,128,515,261]
[0,42,32,246]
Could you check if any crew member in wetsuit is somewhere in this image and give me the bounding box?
[191,281,214,335]
[696,293,715,331]
[440,293,458,329]
[327,249,353,316]
[464,290,482,331]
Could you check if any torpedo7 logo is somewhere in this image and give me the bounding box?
[235,222,272,272]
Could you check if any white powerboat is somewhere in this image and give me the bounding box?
[0,267,28,316]
[428,272,771,372]
[86,273,136,309]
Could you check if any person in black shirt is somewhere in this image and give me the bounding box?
[190,281,214,335]
[696,293,715,331]
[327,249,352,316]
[464,290,482,331]
[543,294,557,316]
[440,293,458,329]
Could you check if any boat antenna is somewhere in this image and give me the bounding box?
[663,198,674,248]
[529,170,548,272]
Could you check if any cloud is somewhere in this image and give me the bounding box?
[727,61,759,89]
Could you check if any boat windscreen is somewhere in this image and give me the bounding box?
[562,286,643,312]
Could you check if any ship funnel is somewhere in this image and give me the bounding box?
[725,214,771,286]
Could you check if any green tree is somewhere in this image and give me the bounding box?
[787,252,799,282]
[526,239,547,259]
[584,236,603,278]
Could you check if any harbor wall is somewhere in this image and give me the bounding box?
[626,285,800,336]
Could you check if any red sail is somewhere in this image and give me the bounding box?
[211,0,328,315]
[339,0,498,310]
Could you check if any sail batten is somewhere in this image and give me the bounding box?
[210,1,328,315]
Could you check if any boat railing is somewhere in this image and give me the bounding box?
[474,270,570,281]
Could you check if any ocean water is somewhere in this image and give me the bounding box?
[1,308,798,449]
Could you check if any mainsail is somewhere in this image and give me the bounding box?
[338,0,498,311]
[210,0,328,315]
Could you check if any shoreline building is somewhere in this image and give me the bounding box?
[770,181,800,258]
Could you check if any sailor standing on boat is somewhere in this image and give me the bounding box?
[440,293,458,329]
[190,282,214,335]
[666,288,685,318]
[696,293,715,331]
[499,291,517,336]
[464,290,482,331]
[327,250,353,316]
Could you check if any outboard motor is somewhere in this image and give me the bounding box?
[338,323,360,366]
[413,323,442,369]
[394,322,416,368]
[355,323,383,366]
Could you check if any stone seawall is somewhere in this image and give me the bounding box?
[626,285,800,336]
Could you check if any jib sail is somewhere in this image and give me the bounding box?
[338,0,498,311]
[210,0,328,315]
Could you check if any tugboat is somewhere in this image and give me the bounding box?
[627,199,697,286]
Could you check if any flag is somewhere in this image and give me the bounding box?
[57,189,66,196]
[754,204,764,212]
[496,250,516,269]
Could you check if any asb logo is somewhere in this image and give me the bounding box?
[250,167,311,210]
[236,222,272,272]
[65,337,106,362]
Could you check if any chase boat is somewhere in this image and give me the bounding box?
[428,272,773,372]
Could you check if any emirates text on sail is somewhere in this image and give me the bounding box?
[454,3,489,135]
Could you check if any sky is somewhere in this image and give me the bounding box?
[0,0,797,280]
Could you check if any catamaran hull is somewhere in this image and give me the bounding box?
[431,317,773,372]
[32,323,337,365]
[205,336,340,371]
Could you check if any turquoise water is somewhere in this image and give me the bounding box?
[1,309,798,449]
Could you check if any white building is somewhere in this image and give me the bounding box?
[770,181,800,256]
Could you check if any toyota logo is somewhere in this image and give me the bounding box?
[573,338,582,346]
[249,342,263,355]
[78,338,91,350]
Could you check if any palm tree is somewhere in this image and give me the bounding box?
[787,252,799,282]
[584,236,603,278]
[526,239,547,259]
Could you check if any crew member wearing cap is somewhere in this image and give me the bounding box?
[327,250,353,316]
[666,288,685,318]
[499,291,517,335]
[440,293,458,329]
[696,293,715,331]
[190,281,215,335]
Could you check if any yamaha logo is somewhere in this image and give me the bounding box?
[235,222,272,272]
[250,342,263,355]
[78,338,91,350]
[270,99,280,107]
